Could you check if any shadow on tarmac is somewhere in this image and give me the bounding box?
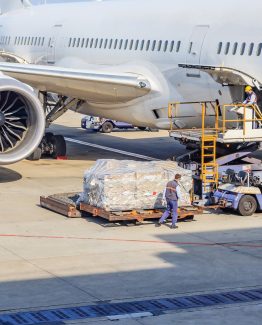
[0,167,22,183]
[1,227,262,315]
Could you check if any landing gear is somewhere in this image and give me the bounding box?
[27,133,67,161]
[27,93,83,161]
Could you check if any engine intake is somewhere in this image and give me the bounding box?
[0,76,45,165]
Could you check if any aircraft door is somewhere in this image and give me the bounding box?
[47,24,62,64]
[186,25,209,77]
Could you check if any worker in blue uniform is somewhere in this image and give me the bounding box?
[157,174,182,229]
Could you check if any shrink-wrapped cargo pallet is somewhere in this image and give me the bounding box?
[79,160,192,211]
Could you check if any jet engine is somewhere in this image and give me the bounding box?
[0,76,45,165]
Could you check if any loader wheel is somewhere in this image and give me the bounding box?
[101,121,113,133]
[237,195,257,216]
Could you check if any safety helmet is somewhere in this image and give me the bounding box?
[245,86,252,92]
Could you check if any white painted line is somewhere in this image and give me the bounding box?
[107,312,153,320]
[65,137,161,161]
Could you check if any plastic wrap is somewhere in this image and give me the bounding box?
[79,160,192,211]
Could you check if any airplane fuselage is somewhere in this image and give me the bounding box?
[0,0,261,129]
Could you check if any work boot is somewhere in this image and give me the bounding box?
[155,222,163,227]
[170,225,178,229]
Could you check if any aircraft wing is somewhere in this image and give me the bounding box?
[0,62,151,104]
[178,64,262,90]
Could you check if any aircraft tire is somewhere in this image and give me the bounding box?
[45,132,54,143]
[27,147,42,161]
[51,135,67,158]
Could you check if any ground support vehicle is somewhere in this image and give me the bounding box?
[168,101,262,215]
[81,115,147,133]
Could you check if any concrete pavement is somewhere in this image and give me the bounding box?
[0,112,262,324]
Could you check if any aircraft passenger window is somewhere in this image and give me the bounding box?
[217,42,223,54]
[163,40,168,52]
[41,38,45,46]
[225,42,230,55]
[104,39,108,49]
[140,40,145,51]
[151,40,156,51]
[129,39,134,50]
[77,38,81,48]
[94,38,98,48]
[30,37,34,46]
[18,37,21,45]
[72,38,76,47]
[158,40,162,51]
[146,40,150,51]
[257,43,262,56]
[24,37,27,45]
[114,39,118,49]
[232,42,238,55]
[123,39,128,50]
[48,38,51,47]
[109,39,113,49]
[119,39,123,49]
[240,42,246,55]
[169,40,174,52]
[27,37,31,46]
[90,38,94,48]
[34,37,38,46]
[134,40,139,50]
[81,38,85,48]
[38,37,41,46]
[14,37,17,45]
[85,38,89,48]
[99,39,103,48]
[68,38,72,47]
[188,42,193,53]
[249,43,254,56]
[177,40,181,52]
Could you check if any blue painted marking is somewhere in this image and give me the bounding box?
[1,288,262,324]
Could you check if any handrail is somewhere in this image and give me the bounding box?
[222,104,262,136]
[168,101,220,132]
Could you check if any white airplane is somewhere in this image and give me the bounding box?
[0,0,261,164]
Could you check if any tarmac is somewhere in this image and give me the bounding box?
[0,111,262,324]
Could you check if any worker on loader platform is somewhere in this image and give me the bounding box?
[243,86,257,106]
[156,174,182,230]
[231,86,258,129]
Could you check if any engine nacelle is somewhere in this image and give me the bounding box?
[0,76,45,165]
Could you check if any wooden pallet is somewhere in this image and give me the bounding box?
[80,203,203,223]
[40,192,82,218]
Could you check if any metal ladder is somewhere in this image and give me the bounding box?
[201,103,219,193]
